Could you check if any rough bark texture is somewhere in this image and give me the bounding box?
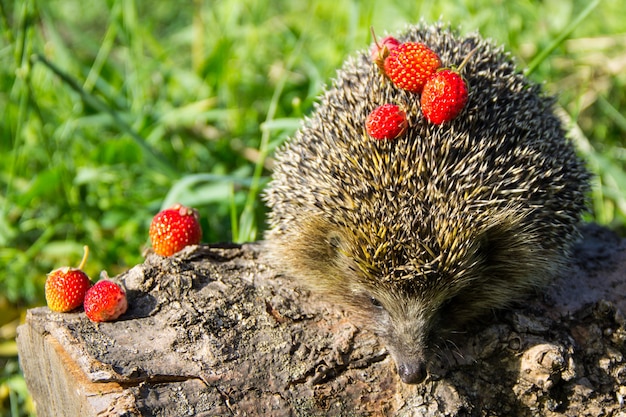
[17,224,626,417]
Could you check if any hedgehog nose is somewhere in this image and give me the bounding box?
[397,361,427,384]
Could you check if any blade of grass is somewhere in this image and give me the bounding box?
[161,173,254,210]
[598,95,626,133]
[3,0,35,229]
[31,53,179,178]
[229,183,239,242]
[559,105,611,224]
[0,0,15,45]
[525,0,601,76]
[235,29,306,242]
[83,0,121,92]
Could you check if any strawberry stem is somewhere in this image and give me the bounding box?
[370,26,381,50]
[78,245,90,270]
[456,46,479,73]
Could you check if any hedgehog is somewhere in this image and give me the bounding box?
[263,22,590,384]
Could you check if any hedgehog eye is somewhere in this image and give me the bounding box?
[370,296,383,308]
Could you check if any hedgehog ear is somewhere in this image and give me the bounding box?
[327,231,346,257]
[326,228,367,277]
[479,216,517,262]
[285,216,351,265]
[477,213,537,274]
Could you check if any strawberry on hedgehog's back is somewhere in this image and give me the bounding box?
[264,22,590,384]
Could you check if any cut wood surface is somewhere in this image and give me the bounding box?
[17,224,626,416]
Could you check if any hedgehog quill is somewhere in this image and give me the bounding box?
[264,23,590,384]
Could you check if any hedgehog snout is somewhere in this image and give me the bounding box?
[384,339,431,384]
[396,360,428,384]
[372,296,436,384]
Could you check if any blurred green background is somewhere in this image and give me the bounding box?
[2,0,625,415]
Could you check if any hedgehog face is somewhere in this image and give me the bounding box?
[321,217,481,384]
[266,215,451,382]
[348,280,441,384]
[268,210,563,383]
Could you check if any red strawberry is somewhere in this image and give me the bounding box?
[370,32,400,70]
[421,70,468,124]
[365,103,407,140]
[421,48,477,124]
[45,246,92,312]
[149,203,202,256]
[384,42,441,93]
[84,279,128,322]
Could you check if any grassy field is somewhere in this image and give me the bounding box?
[2,0,625,414]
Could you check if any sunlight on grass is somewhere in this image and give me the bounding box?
[1,0,625,414]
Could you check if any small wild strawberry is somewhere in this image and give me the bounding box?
[384,42,441,93]
[421,69,469,124]
[370,30,400,70]
[149,203,202,257]
[84,279,128,322]
[420,48,476,124]
[45,246,92,313]
[365,103,407,140]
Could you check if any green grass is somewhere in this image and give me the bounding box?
[2,0,625,415]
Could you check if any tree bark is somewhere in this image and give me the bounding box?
[17,224,626,416]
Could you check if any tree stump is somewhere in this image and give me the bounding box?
[16,224,626,416]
